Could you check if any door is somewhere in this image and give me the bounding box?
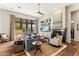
[71,22,75,42]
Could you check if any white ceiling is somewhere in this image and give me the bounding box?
[0,3,71,17]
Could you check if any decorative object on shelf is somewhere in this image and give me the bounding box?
[40,18,51,32]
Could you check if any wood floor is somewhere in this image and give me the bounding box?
[0,41,26,56]
[0,41,14,56]
[57,42,79,56]
[13,51,26,56]
[1,41,79,56]
[16,42,79,56]
[28,43,64,56]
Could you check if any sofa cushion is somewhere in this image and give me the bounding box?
[2,34,8,39]
[15,34,22,40]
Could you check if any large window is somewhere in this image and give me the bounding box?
[15,18,36,35]
[15,23,20,29]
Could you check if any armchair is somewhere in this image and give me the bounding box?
[50,36,62,46]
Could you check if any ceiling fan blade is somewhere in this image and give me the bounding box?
[38,11,44,15]
[36,3,44,15]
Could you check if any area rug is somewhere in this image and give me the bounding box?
[25,43,67,56]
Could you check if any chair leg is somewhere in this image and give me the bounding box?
[34,45,42,55]
[34,48,38,55]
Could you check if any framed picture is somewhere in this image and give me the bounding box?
[77,24,79,30]
[53,12,62,29]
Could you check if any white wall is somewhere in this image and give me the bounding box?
[0,9,39,36]
[0,9,1,33]
[42,7,66,29]
[38,7,66,38]
[1,9,10,35]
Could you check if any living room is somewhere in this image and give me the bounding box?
[0,3,79,56]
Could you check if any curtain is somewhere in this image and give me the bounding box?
[10,15,15,41]
[35,20,38,33]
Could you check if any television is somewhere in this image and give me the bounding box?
[41,26,50,32]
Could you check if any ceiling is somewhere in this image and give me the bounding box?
[0,3,71,17]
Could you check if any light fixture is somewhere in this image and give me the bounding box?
[36,3,44,15]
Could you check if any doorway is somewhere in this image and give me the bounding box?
[71,21,75,43]
[71,10,79,42]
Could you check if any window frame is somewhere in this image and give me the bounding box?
[15,18,36,32]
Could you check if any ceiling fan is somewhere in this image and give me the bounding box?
[37,4,44,15]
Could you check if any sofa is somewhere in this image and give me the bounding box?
[23,33,36,51]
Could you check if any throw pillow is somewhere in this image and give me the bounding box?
[1,34,9,42]
[15,34,22,40]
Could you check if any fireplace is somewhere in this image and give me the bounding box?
[51,29,66,43]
